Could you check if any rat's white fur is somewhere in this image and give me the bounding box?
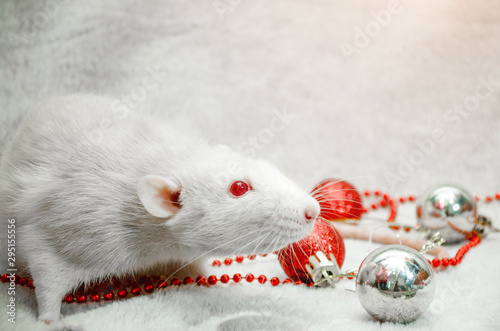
[0,94,319,322]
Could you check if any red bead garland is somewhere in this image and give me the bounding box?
[3,189,495,305]
[362,189,398,222]
[0,232,485,304]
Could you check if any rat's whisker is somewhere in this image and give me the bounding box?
[164,229,268,282]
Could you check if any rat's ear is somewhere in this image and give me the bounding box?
[137,175,181,218]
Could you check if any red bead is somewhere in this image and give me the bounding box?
[364,190,370,196]
[19,277,27,286]
[170,278,180,286]
[380,199,387,207]
[236,255,244,263]
[64,294,74,303]
[212,260,221,267]
[246,274,255,282]
[496,193,500,200]
[220,274,230,284]
[262,254,267,257]
[76,294,87,303]
[158,281,168,289]
[389,225,400,231]
[248,255,256,260]
[131,285,141,296]
[207,275,218,285]
[90,293,101,302]
[432,258,441,267]
[450,258,458,266]
[14,275,20,283]
[183,277,193,285]
[383,194,389,200]
[283,278,293,284]
[103,291,114,301]
[1,274,9,283]
[474,195,480,201]
[233,273,242,283]
[224,258,232,266]
[371,204,377,210]
[295,280,303,285]
[144,281,155,292]
[374,190,380,196]
[404,227,411,233]
[196,276,206,286]
[486,196,493,202]
[441,258,449,267]
[117,289,128,298]
[258,275,267,284]
[270,277,280,286]
[27,279,34,288]
[399,197,405,203]
[408,195,415,202]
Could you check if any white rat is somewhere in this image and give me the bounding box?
[0,94,320,323]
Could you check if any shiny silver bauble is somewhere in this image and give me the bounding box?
[416,183,477,243]
[356,245,435,323]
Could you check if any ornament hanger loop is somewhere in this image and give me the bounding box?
[474,215,500,238]
[313,269,359,288]
[367,226,402,253]
[419,232,445,255]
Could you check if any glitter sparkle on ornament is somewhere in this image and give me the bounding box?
[311,179,364,221]
[277,218,345,283]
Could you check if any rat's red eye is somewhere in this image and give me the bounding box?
[229,181,251,197]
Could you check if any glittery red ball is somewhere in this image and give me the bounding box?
[311,179,363,221]
[277,218,345,283]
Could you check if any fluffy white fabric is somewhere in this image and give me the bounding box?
[1,0,499,330]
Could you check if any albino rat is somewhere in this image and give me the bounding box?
[0,94,320,323]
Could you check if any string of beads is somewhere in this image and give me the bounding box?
[0,231,483,303]
[2,191,496,304]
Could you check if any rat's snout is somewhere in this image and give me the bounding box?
[304,201,320,224]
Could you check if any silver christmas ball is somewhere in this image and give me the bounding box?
[356,245,435,323]
[416,183,476,243]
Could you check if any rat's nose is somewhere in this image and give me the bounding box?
[304,205,319,223]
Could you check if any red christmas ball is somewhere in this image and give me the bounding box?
[311,179,364,221]
[277,218,345,283]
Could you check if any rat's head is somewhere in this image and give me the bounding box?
[137,145,320,256]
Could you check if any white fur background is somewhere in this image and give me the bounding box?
[1,0,500,330]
